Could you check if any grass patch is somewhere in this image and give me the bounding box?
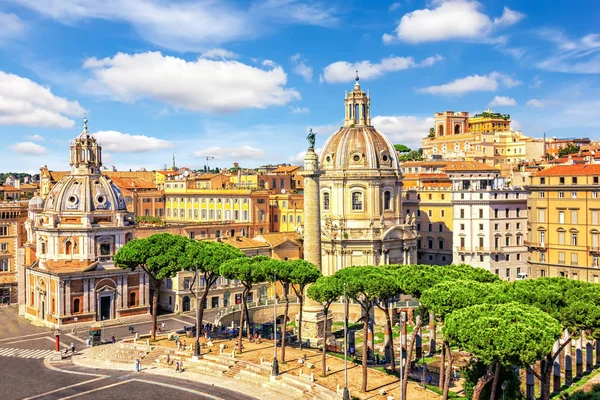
[550,367,600,399]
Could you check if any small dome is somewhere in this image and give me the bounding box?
[28,196,44,211]
[44,174,127,213]
[319,126,400,171]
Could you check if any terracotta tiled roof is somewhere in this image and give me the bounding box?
[156,170,181,176]
[401,161,448,167]
[48,171,70,182]
[20,183,39,190]
[271,166,301,174]
[215,237,270,249]
[108,176,156,190]
[40,260,98,273]
[0,185,19,192]
[535,164,600,176]
[254,232,301,248]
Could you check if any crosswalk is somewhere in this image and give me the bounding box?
[0,347,55,359]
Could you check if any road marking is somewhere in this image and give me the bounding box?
[44,336,70,349]
[130,378,227,400]
[0,331,51,343]
[56,380,129,399]
[23,377,108,400]
[66,333,87,344]
[0,347,54,359]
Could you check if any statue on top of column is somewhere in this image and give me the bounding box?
[306,128,316,149]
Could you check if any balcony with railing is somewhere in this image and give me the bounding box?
[525,241,547,249]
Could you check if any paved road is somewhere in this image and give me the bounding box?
[0,306,251,400]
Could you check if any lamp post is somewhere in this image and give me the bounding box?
[342,283,350,400]
[194,268,201,358]
[399,311,405,400]
[272,271,279,376]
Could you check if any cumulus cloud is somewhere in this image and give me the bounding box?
[16,0,338,52]
[0,11,26,44]
[322,54,443,83]
[383,1,524,44]
[25,134,44,141]
[489,96,516,107]
[93,130,174,153]
[83,51,300,113]
[195,145,266,161]
[290,106,309,114]
[0,71,85,128]
[200,48,238,60]
[526,99,546,108]
[291,54,313,82]
[371,115,433,148]
[11,141,47,155]
[417,72,521,95]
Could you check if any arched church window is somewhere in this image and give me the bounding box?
[352,192,363,211]
[455,124,461,134]
[73,298,80,313]
[323,192,330,211]
[65,240,72,255]
[384,191,392,210]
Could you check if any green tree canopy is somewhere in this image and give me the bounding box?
[394,144,411,153]
[558,143,580,157]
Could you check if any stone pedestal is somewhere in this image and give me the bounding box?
[299,306,332,346]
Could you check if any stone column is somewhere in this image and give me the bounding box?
[65,280,71,316]
[565,339,573,386]
[139,272,146,305]
[122,275,128,308]
[298,146,328,342]
[586,334,593,372]
[415,316,422,360]
[401,311,407,363]
[144,274,150,307]
[553,341,561,392]
[429,312,436,355]
[83,279,89,312]
[576,334,583,378]
[596,339,600,366]
[90,278,96,314]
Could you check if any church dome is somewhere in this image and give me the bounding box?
[43,174,127,213]
[28,195,44,211]
[43,118,127,214]
[319,125,400,171]
[318,74,400,171]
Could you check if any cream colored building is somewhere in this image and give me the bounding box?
[0,201,27,305]
[317,76,418,275]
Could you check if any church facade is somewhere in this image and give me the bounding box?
[18,120,150,327]
[315,76,419,276]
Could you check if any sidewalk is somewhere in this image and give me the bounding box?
[69,348,303,399]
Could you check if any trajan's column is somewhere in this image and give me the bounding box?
[298,129,329,341]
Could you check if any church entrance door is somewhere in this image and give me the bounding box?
[182,296,191,312]
[100,296,111,321]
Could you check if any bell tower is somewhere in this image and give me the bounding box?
[344,71,371,127]
[70,117,102,175]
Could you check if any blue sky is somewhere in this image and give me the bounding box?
[0,0,599,173]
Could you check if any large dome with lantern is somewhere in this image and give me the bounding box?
[318,75,400,173]
[43,120,128,214]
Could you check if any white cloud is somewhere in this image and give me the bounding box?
[291,54,313,82]
[389,2,402,11]
[195,145,266,161]
[0,11,26,43]
[0,71,85,128]
[93,130,174,153]
[16,0,338,52]
[493,7,525,28]
[200,48,238,60]
[530,76,543,89]
[371,115,434,148]
[536,32,600,74]
[291,107,309,114]
[383,1,524,44]
[83,51,300,113]
[526,99,546,108]
[489,96,516,107]
[417,71,521,95]
[322,54,443,83]
[11,141,47,155]
[289,148,322,163]
[25,134,44,141]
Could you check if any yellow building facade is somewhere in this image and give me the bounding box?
[269,193,303,232]
[527,164,600,282]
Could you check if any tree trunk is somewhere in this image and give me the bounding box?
[298,293,304,350]
[439,343,446,390]
[541,355,553,400]
[198,285,210,334]
[472,364,495,400]
[383,304,396,373]
[489,361,501,400]
[237,287,248,353]
[361,305,370,392]
[442,341,453,400]
[321,305,329,377]
[281,286,289,362]
[245,292,252,340]
[151,283,159,341]
[403,316,423,400]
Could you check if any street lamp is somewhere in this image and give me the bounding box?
[194,268,201,358]
[342,283,350,400]
[272,271,279,376]
[399,311,405,400]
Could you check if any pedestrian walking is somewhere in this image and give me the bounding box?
[111,335,116,344]
[179,361,184,372]
[135,358,140,373]
[427,375,432,385]
[161,322,165,332]
[70,343,75,356]
[175,361,180,372]
[85,337,91,347]
[183,339,187,351]
[129,325,134,334]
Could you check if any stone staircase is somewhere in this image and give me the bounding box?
[223,362,243,378]
[87,343,150,364]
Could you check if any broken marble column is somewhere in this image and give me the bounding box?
[576,334,583,378]
[526,367,535,400]
[586,335,594,372]
[553,341,561,392]
[596,339,600,366]
[428,311,436,355]
[565,339,573,386]
[415,316,422,360]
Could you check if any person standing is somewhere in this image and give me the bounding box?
[111,335,116,344]
[161,322,165,332]
[70,343,75,356]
